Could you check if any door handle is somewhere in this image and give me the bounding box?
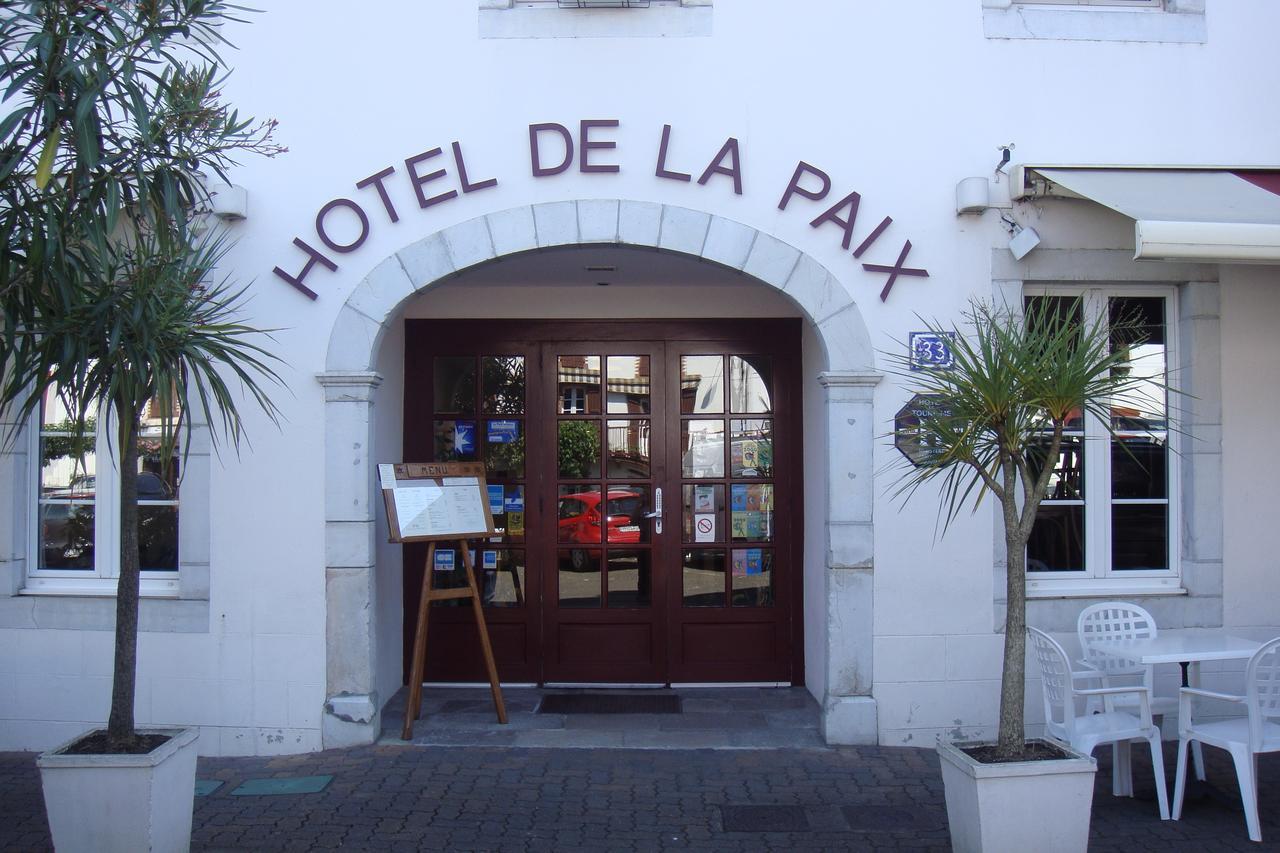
[645,488,663,534]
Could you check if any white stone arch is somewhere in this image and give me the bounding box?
[318,199,880,747]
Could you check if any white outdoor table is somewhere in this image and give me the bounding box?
[1088,633,1262,687]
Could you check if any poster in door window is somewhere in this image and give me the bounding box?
[487,484,505,515]
[434,549,456,572]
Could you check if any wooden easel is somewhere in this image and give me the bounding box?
[380,462,507,739]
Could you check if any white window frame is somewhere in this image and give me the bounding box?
[982,0,1206,43]
[25,397,180,598]
[1023,284,1183,598]
[1015,0,1162,7]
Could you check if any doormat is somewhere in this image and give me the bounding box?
[536,694,682,715]
[720,804,810,833]
[229,775,333,796]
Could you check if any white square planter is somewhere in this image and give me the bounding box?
[37,727,199,853]
[938,739,1098,853]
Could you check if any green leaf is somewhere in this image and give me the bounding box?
[35,126,60,190]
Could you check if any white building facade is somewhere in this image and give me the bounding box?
[2,0,1279,756]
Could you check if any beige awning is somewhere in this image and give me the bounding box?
[1013,166,1280,263]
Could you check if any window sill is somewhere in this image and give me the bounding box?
[20,579,180,598]
[0,584,208,632]
[982,3,1207,43]
[1028,579,1188,599]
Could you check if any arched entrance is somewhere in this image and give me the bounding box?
[318,200,880,747]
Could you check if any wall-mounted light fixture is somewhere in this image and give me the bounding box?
[1001,213,1041,260]
[206,183,248,222]
[956,177,991,215]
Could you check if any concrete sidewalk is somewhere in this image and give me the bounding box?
[2,739,1276,851]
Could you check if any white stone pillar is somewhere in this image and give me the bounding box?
[818,370,880,744]
[318,370,384,748]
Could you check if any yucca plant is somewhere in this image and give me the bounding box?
[889,298,1169,760]
[0,0,284,753]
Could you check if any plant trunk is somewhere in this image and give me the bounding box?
[106,405,141,750]
[995,463,1028,759]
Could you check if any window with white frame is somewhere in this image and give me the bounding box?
[1016,0,1161,7]
[983,0,1205,43]
[1023,287,1179,593]
[28,384,180,596]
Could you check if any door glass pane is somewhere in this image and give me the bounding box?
[434,419,478,461]
[607,550,650,608]
[429,546,469,607]
[730,484,773,542]
[606,355,650,414]
[681,355,723,414]
[1112,505,1168,571]
[434,357,476,413]
[681,420,724,478]
[482,356,525,415]
[480,548,526,608]
[1027,505,1085,572]
[492,485,526,542]
[730,419,773,478]
[683,484,724,544]
[558,548,601,608]
[558,421,600,478]
[732,548,774,607]
[1112,436,1166,499]
[729,355,773,413]
[682,550,725,607]
[607,419,650,477]
[558,355,601,414]
[604,486,649,545]
[484,419,524,478]
[558,486,603,545]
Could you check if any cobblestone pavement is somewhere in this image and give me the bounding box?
[2,741,1277,851]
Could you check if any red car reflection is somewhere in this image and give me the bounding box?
[557,490,645,546]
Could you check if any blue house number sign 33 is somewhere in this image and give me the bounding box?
[909,332,956,370]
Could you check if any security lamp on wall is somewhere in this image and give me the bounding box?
[1001,213,1041,260]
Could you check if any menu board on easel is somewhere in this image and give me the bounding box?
[378,462,495,542]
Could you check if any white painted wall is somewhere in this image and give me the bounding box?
[2,0,1279,754]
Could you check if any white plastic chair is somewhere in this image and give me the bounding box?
[1029,626,1171,819]
[1078,601,1205,780]
[1172,636,1280,842]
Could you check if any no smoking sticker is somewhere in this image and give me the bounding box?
[694,513,716,542]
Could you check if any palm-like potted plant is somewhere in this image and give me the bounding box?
[889,298,1166,852]
[0,3,283,850]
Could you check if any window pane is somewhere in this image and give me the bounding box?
[484,420,524,478]
[558,356,601,414]
[138,505,178,571]
[681,420,724,478]
[605,486,649,545]
[482,356,525,415]
[480,549,525,608]
[434,419,477,461]
[607,419,650,477]
[730,484,773,542]
[558,548,601,608]
[558,486,602,544]
[607,550,650,608]
[434,357,476,413]
[732,548,773,607]
[39,503,95,570]
[558,421,600,478]
[1112,436,1167,499]
[681,356,723,414]
[683,484,724,544]
[682,549,725,607]
[1112,505,1168,571]
[1027,435,1084,500]
[1027,505,1085,572]
[429,546,469,608]
[1110,297,1167,431]
[731,419,773,478]
[606,356,650,414]
[729,355,773,413]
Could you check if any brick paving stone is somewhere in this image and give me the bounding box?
[1,742,1278,851]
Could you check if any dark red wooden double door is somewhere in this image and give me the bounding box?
[403,320,802,685]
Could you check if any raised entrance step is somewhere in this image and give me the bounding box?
[380,686,823,750]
